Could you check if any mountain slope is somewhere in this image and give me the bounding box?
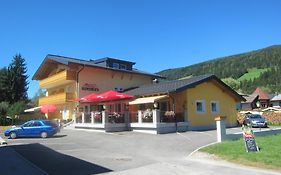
[157,45,281,94]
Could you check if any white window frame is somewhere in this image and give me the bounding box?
[196,100,205,113]
[210,101,220,113]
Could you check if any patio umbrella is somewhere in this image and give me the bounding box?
[96,90,134,102]
[40,104,57,114]
[76,93,98,102]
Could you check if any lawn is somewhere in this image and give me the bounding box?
[238,68,269,81]
[200,134,281,171]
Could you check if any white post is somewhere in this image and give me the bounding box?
[215,116,226,142]
[91,112,94,124]
[82,112,85,124]
[153,109,160,125]
[138,110,142,123]
[102,111,108,125]
[74,113,77,124]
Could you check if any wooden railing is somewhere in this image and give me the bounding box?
[39,92,75,105]
[39,70,76,88]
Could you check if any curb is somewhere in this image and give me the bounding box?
[188,141,218,157]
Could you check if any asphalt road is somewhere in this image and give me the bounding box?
[1,127,280,175]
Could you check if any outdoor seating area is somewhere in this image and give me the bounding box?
[72,90,188,133]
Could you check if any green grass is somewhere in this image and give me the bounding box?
[200,134,281,171]
[238,68,269,81]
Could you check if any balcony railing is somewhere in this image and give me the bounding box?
[39,92,75,105]
[39,70,76,88]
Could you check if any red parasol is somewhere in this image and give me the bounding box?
[40,104,57,114]
[76,93,98,102]
[96,90,133,102]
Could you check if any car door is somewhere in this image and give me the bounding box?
[20,121,35,136]
[31,121,44,136]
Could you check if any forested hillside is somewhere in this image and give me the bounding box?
[157,45,281,94]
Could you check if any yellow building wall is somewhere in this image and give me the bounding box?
[78,67,153,97]
[171,91,187,114]
[186,81,238,128]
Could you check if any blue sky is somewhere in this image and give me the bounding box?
[0,0,280,98]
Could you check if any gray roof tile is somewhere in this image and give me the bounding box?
[126,74,244,102]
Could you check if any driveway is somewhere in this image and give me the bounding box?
[1,128,280,175]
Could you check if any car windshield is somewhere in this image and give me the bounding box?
[249,114,262,119]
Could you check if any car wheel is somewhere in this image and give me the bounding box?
[10,132,17,139]
[40,132,48,138]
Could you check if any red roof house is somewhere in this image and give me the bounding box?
[252,87,270,108]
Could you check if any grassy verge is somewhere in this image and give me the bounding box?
[200,134,281,171]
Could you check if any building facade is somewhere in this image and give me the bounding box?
[33,55,161,120]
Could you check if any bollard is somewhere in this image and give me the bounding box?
[215,116,227,142]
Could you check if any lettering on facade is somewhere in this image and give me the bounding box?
[81,83,99,92]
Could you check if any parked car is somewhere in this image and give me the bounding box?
[4,120,60,139]
[243,114,268,128]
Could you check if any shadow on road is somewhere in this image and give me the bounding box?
[8,143,112,175]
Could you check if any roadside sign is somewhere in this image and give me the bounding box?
[242,125,259,152]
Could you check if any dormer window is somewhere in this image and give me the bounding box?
[119,64,127,70]
[112,63,119,69]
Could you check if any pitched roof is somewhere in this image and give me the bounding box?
[271,94,281,101]
[33,54,162,80]
[241,94,259,104]
[126,74,245,101]
[252,87,269,100]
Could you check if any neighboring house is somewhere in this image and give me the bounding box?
[126,74,245,131]
[252,87,270,108]
[241,94,259,110]
[32,54,161,120]
[270,94,281,107]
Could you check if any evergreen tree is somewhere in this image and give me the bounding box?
[0,68,9,101]
[8,54,29,103]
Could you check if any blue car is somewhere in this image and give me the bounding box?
[4,120,60,139]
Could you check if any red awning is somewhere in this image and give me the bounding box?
[40,104,57,114]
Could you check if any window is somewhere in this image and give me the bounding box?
[115,103,122,113]
[211,101,219,113]
[160,101,169,111]
[22,121,33,127]
[119,64,127,70]
[33,121,43,127]
[112,63,119,69]
[196,100,205,113]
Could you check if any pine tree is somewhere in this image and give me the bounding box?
[0,68,9,102]
[8,54,29,103]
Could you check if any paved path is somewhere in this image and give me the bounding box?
[1,128,280,175]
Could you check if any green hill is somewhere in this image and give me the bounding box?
[157,45,281,94]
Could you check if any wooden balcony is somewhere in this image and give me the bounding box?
[39,92,76,106]
[39,70,76,88]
